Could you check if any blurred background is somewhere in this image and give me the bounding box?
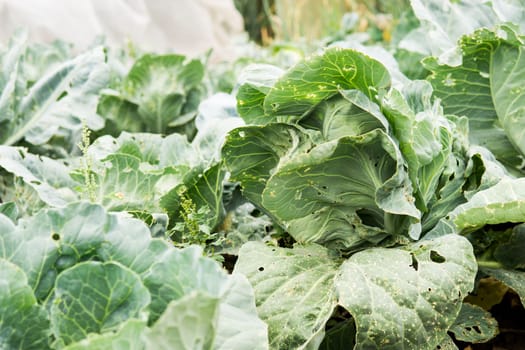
[0,0,410,62]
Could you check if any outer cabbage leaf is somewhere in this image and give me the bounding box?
[144,284,269,350]
[262,129,420,244]
[407,0,498,66]
[336,234,477,350]
[448,303,499,344]
[50,261,150,347]
[0,259,50,350]
[90,153,162,212]
[0,146,79,207]
[63,319,146,350]
[424,26,525,173]
[99,220,269,347]
[263,47,390,118]
[0,202,109,300]
[491,33,525,158]
[327,42,410,88]
[448,178,525,231]
[143,291,219,350]
[236,64,284,124]
[492,0,525,33]
[234,242,339,350]
[0,39,107,148]
[0,31,26,127]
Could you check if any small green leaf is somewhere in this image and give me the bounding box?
[0,259,50,350]
[50,261,150,347]
[448,303,499,344]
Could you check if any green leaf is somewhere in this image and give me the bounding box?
[407,0,498,65]
[0,201,18,222]
[493,223,525,269]
[0,31,26,127]
[160,162,226,231]
[1,46,108,146]
[118,54,205,134]
[264,47,390,117]
[144,283,268,350]
[0,259,50,350]
[336,234,477,350]
[140,245,228,322]
[63,319,146,350]
[234,242,339,350]
[50,261,150,347]
[491,35,525,158]
[262,129,420,244]
[448,303,499,344]
[381,80,474,232]
[382,81,452,199]
[94,153,162,212]
[236,64,284,124]
[0,146,79,207]
[480,267,525,306]
[213,273,269,350]
[99,216,268,348]
[424,27,525,173]
[143,291,219,350]
[300,90,388,141]
[222,123,315,205]
[450,178,525,231]
[0,202,111,300]
[97,215,167,276]
[96,94,143,137]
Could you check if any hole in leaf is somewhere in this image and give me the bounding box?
[51,233,60,241]
[430,250,446,263]
[428,288,432,292]
[473,326,481,334]
[409,253,418,271]
[356,209,381,227]
[258,267,264,272]
[250,208,262,217]
[465,326,472,331]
